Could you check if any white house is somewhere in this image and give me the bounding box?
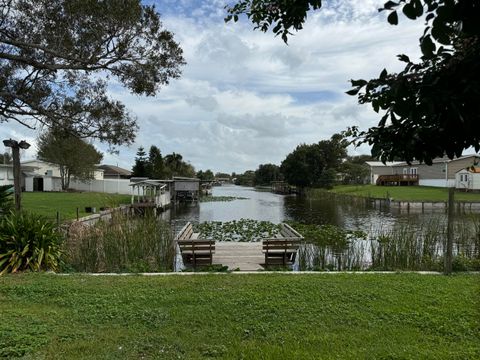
[367,155,480,187]
[456,167,480,191]
[22,159,104,180]
[0,164,14,186]
[21,159,104,192]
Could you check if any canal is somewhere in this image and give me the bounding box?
[163,184,473,232]
[164,185,479,271]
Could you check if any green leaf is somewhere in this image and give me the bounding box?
[402,3,416,19]
[387,11,398,25]
[351,79,367,87]
[420,35,436,58]
[379,68,388,80]
[383,1,399,10]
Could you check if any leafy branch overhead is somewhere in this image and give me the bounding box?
[226,0,480,164]
[0,0,185,146]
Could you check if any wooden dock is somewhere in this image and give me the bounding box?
[212,242,264,271]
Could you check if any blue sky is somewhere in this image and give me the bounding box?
[1,0,424,173]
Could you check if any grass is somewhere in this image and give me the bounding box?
[315,185,480,202]
[0,273,478,359]
[22,192,131,221]
[66,213,174,273]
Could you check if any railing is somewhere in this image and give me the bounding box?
[376,174,419,185]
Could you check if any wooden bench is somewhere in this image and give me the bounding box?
[176,222,215,268]
[263,223,303,267]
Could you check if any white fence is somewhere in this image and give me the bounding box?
[52,178,132,195]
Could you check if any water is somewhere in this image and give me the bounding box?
[163,184,448,232]
[163,185,480,271]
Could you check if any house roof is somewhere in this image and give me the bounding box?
[98,164,131,176]
[172,176,200,181]
[366,161,404,167]
[367,154,480,168]
[392,154,480,167]
[457,167,480,174]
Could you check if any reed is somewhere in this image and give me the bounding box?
[65,212,174,272]
[297,217,480,271]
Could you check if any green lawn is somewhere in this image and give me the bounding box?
[319,184,480,202]
[0,273,478,359]
[22,192,131,220]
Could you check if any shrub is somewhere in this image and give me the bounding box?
[0,185,13,216]
[0,211,63,274]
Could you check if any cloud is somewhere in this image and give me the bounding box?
[0,0,425,173]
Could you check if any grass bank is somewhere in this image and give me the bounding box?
[22,192,131,220]
[1,273,479,359]
[313,185,480,202]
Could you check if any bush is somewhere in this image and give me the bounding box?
[0,211,63,274]
[0,185,13,216]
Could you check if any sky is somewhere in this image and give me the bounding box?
[1,0,425,174]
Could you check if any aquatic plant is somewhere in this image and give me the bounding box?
[194,218,282,242]
[65,212,174,272]
[199,196,248,203]
[291,222,367,271]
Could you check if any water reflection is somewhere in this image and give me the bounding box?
[163,185,480,230]
[163,185,479,270]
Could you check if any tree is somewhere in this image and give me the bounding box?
[148,145,165,179]
[197,169,214,181]
[0,152,12,164]
[163,152,196,178]
[281,134,348,189]
[132,147,148,177]
[340,155,372,185]
[234,170,255,186]
[254,164,282,186]
[226,0,480,164]
[37,128,103,190]
[1,0,185,146]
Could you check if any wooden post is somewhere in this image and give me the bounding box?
[76,207,79,221]
[11,146,21,211]
[445,187,454,275]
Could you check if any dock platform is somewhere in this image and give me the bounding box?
[212,242,264,271]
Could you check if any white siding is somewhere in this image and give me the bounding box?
[419,179,455,187]
[66,179,132,194]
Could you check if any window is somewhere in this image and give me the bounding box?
[410,168,418,175]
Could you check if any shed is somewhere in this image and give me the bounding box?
[455,167,480,191]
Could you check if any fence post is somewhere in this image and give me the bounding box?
[56,211,60,228]
[76,207,79,221]
[444,187,454,274]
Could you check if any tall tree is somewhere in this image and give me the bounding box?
[254,164,282,186]
[37,128,103,190]
[281,134,348,189]
[340,155,373,185]
[132,147,148,177]
[148,145,165,179]
[1,0,185,146]
[226,0,480,164]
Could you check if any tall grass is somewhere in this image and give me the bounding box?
[297,217,480,271]
[65,212,174,272]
